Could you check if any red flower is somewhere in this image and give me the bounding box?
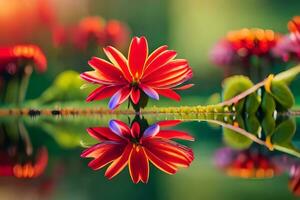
[72,16,106,50]
[103,20,130,49]
[81,120,194,183]
[226,28,279,57]
[0,45,47,73]
[80,36,193,110]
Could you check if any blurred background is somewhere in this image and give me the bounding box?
[1,1,300,199]
[1,0,300,105]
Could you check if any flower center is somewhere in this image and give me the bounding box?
[132,72,140,83]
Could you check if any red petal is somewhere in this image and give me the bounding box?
[157,120,182,127]
[155,88,181,101]
[144,148,177,174]
[145,45,168,67]
[139,84,159,100]
[80,71,114,85]
[143,139,194,166]
[144,142,192,168]
[87,127,123,141]
[108,86,132,110]
[86,85,122,102]
[81,141,121,158]
[146,67,190,85]
[130,88,140,104]
[143,50,177,75]
[109,119,131,138]
[142,59,188,81]
[88,57,126,83]
[174,84,194,90]
[103,46,132,81]
[105,143,133,179]
[81,143,108,158]
[87,143,125,170]
[155,130,195,141]
[128,37,148,78]
[129,146,149,183]
[148,68,192,88]
[131,122,141,138]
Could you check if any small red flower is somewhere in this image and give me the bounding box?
[0,45,47,73]
[72,16,106,50]
[81,120,194,184]
[102,20,130,49]
[80,36,193,110]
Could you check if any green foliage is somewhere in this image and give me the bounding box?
[245,93,261,114]
[222,75,254,113]
[33,70,95,104]
[222,75,254,100]
[273,65,300,85]
[223,115,253,149]
[272,118,296,145]
[261,92,275,114]
[270,80,295,109]
[261,114,276,137]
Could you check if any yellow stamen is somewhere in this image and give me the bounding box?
[264,74,274,93]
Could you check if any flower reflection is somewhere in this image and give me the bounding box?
[214,147,281,179]
[273,156,300,197]
[289,164,300,196]
[81,36,193,110]
[81,118,194,183]
[0,121,48,179]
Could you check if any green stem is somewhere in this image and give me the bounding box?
[18,65,32,106]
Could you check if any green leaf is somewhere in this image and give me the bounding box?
[273,65,300,85]
[270,80,295,109]
[223,115,253,149]
[261,91,275,114]
[245,114,261,135]
[272,118,296,145]
[245,92,261,114]
[261,114,276,137]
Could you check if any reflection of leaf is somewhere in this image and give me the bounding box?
[245,114,260,135]
[261,114,276,137]
[273,143,300,158]
[40,120,84,148]
[270,118,300,158]
[272,118,296,145]
[223,115,253,149]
